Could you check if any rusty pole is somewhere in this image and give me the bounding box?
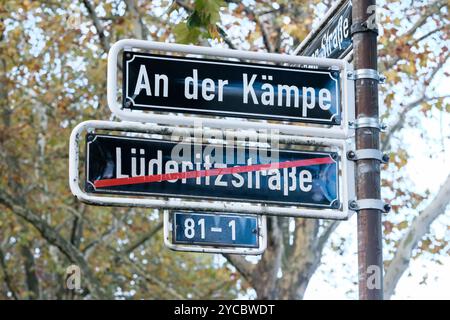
[352,0,384,299]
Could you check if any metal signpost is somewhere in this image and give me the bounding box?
[352,0,385,300]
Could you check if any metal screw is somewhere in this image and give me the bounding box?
[86,134,95,142]
[85,184,94,193]
[333,115,341,124]
[331,200,340,209]
[383,203,391,213]
[382,153,390,163]
[347,150,356,160]
[330,152,339,161]
[252,228,258,234]
[125,101,132,108]
[349,200,358,210]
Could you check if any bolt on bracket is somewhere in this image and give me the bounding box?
[349,199,391,213]
[347,69,385,83]
[346,149,389,163]
[351,21,379,36]
[348,117,388,132]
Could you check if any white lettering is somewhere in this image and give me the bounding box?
[243,73,258,104]
[134,65,151,96]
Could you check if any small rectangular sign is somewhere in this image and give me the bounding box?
[298,0,352,59]
[172,212,259,248]
[85,134,340,208]
[123,52,341,125]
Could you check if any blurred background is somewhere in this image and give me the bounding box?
[0,0,448,299]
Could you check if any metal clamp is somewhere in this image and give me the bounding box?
[347,149,389,163]
[348,117,388,131]
[349,199,391,213]
[347,69,385,83]
[351,21,379,35]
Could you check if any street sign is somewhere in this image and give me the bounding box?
[123,51,341,125]
[108,40,355,139]
[70,120,355,219]
[85,134,340,209]
[172,212,259,248]
[163,211,267,254]
[295,0,352,59]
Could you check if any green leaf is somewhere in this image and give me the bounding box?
[187,11,203,28]
[173,22,202,44]
[195,0,224,25]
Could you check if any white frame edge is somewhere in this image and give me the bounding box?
[69,120,355,220]
[107,39,355,139]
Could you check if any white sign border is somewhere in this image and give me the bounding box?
[163,211,267,255]
[69,120,356,220]
[107,39,355,140]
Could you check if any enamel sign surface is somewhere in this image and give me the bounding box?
[85,134,340,208]
[123,52,341,125]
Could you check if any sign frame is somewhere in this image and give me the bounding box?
[69,120,356,220]
[107,39,355,139]
[163,211,267,255]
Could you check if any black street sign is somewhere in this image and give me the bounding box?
[123,52,341,125]
[298,0,352,59]
[85,134,339,208]
[172,212,259,248]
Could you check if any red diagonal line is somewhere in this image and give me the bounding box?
[93,156,334,188]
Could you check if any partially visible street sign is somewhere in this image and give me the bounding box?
[172,212,259,248]
[123,52,341,125]
[296,0,352,59]
[85,134,340,209]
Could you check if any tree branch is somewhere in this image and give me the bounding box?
[0,247,19,299]
[381,94,448,151]
[0,189,108,299]
[317,221,339,253]
[81,0,110,52]
[246,8,274,52]
[384,173,450,299]
[20,245,40,299]
[381,0,446,71]
[124,0,149,40]
[82,218,120,259]
[122,254,184,299]
[123,221,163,255]
[222,254,256,284]
[381,53,450,151]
